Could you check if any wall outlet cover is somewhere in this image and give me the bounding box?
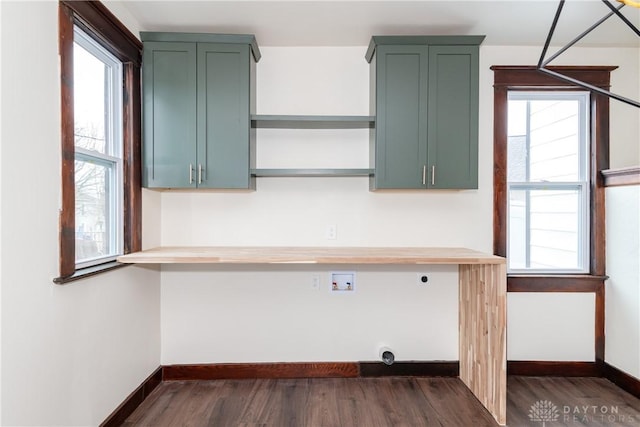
[325,224,337,240]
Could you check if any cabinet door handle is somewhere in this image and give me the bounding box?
[422,165,427,186]
[198,164,203,184]
[431,165,435,186]
[189,164,194,184]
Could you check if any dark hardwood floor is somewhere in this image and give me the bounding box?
[123,376,640,426]
[507,376,640,427]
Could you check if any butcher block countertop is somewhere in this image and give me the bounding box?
[117,246,505,265]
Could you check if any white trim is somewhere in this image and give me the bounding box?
[75,255,119,271]
[506,91,590,274]
[73,25,124,269]
[75,147,120,164]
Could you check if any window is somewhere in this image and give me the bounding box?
[507,91,590,273]
[492,65,614,282]
[56,1,142,283]
[73,27,124,268]
[492,66,613,367]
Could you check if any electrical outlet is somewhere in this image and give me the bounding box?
[325,224,337,240]
[311,274,320,290]
[417,273,429,285]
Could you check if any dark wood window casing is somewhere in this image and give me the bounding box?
[492,65,616,365]
[56,1,142,284]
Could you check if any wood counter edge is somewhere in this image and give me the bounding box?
[117,246,506,265]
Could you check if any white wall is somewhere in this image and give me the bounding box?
[508,293,595,361]
[605,185,640,380]
[160,44,638,364]
[0,2,3,422]
[163,265,458,363]
[0,2,161,426]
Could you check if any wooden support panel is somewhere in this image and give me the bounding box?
[459,263,507,426]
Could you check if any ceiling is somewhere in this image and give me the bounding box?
[116,0,640,47]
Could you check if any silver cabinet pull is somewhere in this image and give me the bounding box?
[422,165,427,186]
[431,165,435,186]
[198,164,203,184]
[189,164,194,184]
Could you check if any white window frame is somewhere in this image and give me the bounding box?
[506,91,590,274]
[73,26,124,269]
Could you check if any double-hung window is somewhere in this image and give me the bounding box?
[506,91,590,273]
[492,65,612,363]
[57,1,142,283]
[73,27,124,268]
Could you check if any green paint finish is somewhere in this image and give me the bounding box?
[143,42,197,188]
[373,45,428,189]
[142,34,257,190]
[365,35,485,63]
[141,32,261,62]
[427,45,479,189]
[251,115,375,129]
[369,37,482,190]
[197,43,252,189]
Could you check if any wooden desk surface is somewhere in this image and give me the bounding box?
[117,246,505,265]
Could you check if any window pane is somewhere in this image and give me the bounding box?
[508,188,582,271]
[75,159,115,263]
[508,100,528,137]
[529,100,580,182]
[73,41,108,154]
[73,26,123,268]
[507,100,528,182]
[508,97,584,183]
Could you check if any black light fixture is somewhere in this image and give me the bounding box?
[538,0,640,108]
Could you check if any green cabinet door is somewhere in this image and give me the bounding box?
[372,45,428,189]
[368,36,483,190]
[142,42,197,188]
[427,45,479,189]
[197,43,253,189]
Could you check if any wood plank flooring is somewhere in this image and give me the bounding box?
[123,377,640,427]
[507,376,640,427]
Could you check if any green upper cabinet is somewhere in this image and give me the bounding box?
[197,42,255,189]
[142,41,197,188]
[370,45,429,189]
[366,36,484,190]
[141,32,260,189]
[427,45,480,189]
